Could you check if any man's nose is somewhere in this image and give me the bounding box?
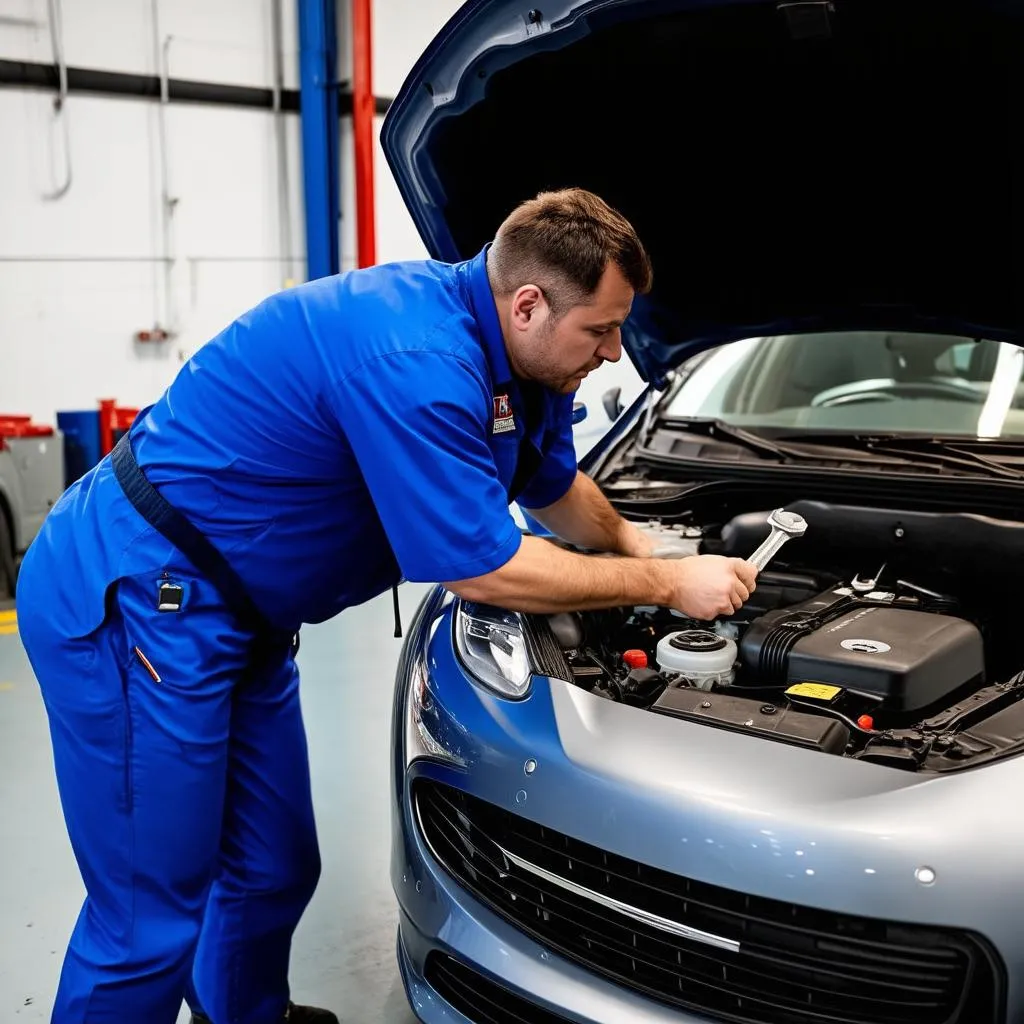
[597,329,622,363]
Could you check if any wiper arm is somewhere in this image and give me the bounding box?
[780,433,1024,481]
[648,422,1024,480]
[651,419,914,465]
[868,442,1023,479]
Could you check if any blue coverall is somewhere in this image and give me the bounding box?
[17,248,578,1023]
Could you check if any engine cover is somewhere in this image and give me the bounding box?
[739,598,984,713]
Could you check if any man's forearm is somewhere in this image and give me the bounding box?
[445,534,672,613]
[527,472,651,557]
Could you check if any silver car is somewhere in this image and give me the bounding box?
[381,1,1021,1021]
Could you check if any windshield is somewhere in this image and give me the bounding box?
[663,332,1024,438]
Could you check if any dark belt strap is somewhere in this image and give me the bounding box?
[112,432,282,641]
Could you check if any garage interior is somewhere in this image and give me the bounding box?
[3,1,1023,1022]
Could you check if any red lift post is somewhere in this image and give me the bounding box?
[352,0,376,268]
[98,399,139,456]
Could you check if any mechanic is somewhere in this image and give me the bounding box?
[16,187,757,1024]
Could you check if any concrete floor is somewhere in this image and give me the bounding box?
[0,585,431,1023]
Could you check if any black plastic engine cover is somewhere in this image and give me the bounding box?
[740,602,984,713]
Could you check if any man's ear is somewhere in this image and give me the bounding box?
[510,284,546,331]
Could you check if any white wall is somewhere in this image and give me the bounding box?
[0,0,642,433]
[0,0,309,422]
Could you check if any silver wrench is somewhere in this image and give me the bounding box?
[748,509,807,571]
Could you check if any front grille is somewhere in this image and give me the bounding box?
[415,779,1004,1024]
[425,952,571,1023]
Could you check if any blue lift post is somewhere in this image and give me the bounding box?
[298,0,340,281]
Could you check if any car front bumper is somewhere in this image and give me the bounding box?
[390,588,1023,1023]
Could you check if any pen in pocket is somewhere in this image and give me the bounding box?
[134,646,162,683]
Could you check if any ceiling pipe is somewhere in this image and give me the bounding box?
[351,0,376,267]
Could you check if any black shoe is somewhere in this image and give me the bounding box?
[191,1003,340,1024]
[283,1006,339,1024]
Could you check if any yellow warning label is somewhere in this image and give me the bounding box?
[786,682,842,701]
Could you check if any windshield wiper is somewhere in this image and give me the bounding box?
[650,419,917,465]
[648,420,1024,481]
[776,433,1024,481]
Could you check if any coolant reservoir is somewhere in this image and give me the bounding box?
[656,630,737,689]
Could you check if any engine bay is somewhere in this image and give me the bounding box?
[536,505,1024,774]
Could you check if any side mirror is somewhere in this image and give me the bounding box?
[602,386,624,421]
[572,401,588,425]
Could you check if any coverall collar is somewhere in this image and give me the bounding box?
[464,245,513,387]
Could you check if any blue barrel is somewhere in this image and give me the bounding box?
[56,410,101,487]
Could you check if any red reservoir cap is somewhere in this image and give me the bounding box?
[623,649,648,669]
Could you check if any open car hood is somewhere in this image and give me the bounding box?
[380,0,1021,385]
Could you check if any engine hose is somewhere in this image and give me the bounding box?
[787,695,880,736]
[586,650,624,699]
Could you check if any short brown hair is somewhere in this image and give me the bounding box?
[488,188,653,316]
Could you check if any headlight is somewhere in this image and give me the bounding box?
[454,601,534,699]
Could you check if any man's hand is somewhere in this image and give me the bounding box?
[668,555,757,620]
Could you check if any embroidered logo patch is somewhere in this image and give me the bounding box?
[493,393,516,434]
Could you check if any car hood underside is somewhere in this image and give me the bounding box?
[381,0,1022,383]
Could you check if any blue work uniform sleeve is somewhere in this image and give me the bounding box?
[331,351,523,583]
[515,393,579,509]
